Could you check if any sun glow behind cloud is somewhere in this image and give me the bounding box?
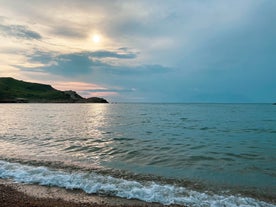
[92,34,101,43]
[0,1,275,102]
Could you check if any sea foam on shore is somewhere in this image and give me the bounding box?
[0,160,275,207]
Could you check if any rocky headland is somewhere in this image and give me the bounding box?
[0,77,108,103]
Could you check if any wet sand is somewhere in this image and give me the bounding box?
[0,179,183,207]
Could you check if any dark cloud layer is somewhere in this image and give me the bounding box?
[0,23,42,40]
[89,50,137,59]
[23,50,170,78]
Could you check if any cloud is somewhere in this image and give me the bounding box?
[21,50,169,78]
[17,49,173,102]
[89,50,137,59]
[40,53,93,76]
[84,88,136,93]
[50,80,136,99]
[49,26,87,39]
[1,1,275,102]
[51,81,118,98]
[52,81,107,91]
[75,88,135,99]
[87,91,118,98]
[0,23,42,40]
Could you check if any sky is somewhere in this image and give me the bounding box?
[0,0,275,103]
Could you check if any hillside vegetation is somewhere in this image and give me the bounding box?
[0,77,108,103]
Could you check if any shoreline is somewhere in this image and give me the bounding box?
[0,179,182,207]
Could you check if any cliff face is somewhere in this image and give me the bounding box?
[63,90,85,102]
[0,77,108,103]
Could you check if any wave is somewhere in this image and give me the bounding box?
[0,160,274,207]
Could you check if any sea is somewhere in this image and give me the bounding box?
[0,103,275,207]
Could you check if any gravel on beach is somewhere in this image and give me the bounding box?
[0,182,178,207]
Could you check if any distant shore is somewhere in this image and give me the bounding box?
[0,179,179,207]
[0,77,108,103]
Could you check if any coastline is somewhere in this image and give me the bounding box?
[0,179,182,207]
[0,103,275,207]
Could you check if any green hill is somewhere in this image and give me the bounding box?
[0,77,108,103]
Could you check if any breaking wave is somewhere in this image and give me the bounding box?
[0,160,274,207]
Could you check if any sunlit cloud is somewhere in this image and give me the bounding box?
[52,81,107,92]
[50,81,115,98]
[85,92,119,98]
[0,0,275,102]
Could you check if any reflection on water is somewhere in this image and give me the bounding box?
[0,104,114,167]
[0,103,275,196]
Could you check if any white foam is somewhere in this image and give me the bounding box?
[0,160,274,207]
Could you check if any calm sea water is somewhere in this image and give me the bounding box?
[0,103,275,206]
